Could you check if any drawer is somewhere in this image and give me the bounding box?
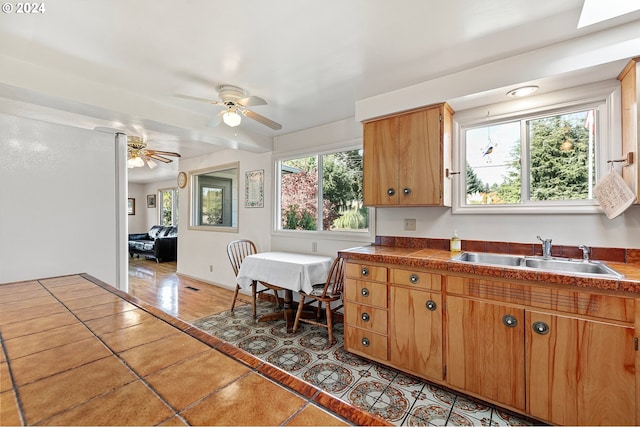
[345,262,387,283]
[345,303,387,334]
[344,279,388,308]
[344,326,388,361]
[390,269,441,291]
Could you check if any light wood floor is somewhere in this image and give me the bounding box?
[127,256,250,323]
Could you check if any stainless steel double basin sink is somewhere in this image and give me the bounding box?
[450,251,624,278]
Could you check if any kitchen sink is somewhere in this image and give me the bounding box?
[451,252,524,266]
[450,252,624,278]
[523,257,623,277]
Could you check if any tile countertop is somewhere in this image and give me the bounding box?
[338,245,640,295]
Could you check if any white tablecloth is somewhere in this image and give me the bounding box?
[236,252,333,294]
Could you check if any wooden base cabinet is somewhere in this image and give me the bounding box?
[446,296,526,411]
[389,271,443,381]
[344,262,389,363]
[526,311,636,426]
[445,274,638,426]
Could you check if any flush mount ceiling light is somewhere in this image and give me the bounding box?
[222,107,242,127]
[506,85,539,98]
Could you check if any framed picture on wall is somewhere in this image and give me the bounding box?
[127,198,135,215]
[147,194,157,208]
[245,169,264,208]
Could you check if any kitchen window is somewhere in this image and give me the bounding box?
[454,84,621,214]
[275,148,372,236]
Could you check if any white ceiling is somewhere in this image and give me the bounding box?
[1,0,639,183]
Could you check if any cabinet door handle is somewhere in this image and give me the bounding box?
[409,273,420,284]
[361,312,370,322]
[361,267,369,277]
[387,188,396,196]
[532,321,550,335]
[425,300,437,311]
[403,187,411,195]
[361,337,370,347]
[361,287,370,297]
[502,315,518,328]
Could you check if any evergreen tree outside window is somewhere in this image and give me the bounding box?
[462,106,598,208]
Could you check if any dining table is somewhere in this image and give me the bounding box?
[235,251,333,331]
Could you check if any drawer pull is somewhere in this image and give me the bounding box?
[361,287,370,297]
[502,315,518,328]
[387,188,396,196]
[403,187,411,195]
[361,312,370,322]
[425,300,437,311]
[362,337,370,347]
[532,321,550,335]
[409,273,420,284]
[361,267,369,277]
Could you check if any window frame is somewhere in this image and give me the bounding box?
[188,161,239,232]
[158,187,179,226]
[452,83,622,214]
[273,141,375,242]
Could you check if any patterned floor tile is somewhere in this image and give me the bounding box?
[191,302,536,427]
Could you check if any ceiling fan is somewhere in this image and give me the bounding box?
[178,85,282,130]
[127,136,181,169]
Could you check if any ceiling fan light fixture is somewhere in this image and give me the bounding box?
[145,158,158,169]
[127,155,145,168]
[222,108,242,127]
[506,85,539,98]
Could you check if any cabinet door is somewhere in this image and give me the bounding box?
[446,296,525,410]
[398,106,442,205]
[389,286,443,380]
[363,116,398,205]
[526,311,636,425]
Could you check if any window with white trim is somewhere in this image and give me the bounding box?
[454,86,620,214]
[159,188,179,226]
[275,148,371,234]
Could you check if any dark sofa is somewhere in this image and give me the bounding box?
[128,225,177,263]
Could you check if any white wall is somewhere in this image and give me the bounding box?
[0,113,120,284]
[177,149,273,290]
[376,206,640,249]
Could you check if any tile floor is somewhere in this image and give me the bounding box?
[193,301,536,426]
[0,275,381,426]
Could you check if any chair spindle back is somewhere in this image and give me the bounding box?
[227,240,257,275]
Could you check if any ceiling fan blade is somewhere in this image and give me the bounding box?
[175,94,222,106]
[147,154,173,163]
[236,95,267,107]
[146,149,181,158]
[243,109,282,130]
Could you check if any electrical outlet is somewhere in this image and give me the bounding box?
[404,218,416,231]
[312,242,318,252]
[209,265,213,272]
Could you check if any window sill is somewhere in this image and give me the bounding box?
[452,204,605,215]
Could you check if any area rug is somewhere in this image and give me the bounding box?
[192,301,532,426]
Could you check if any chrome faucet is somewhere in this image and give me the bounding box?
[578,244,590,262]
[537,236,552,259]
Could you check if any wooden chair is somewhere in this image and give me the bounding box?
[292,256,345,344]
[227,239,282,318]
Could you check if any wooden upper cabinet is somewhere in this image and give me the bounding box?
[618,57,639,202]
[363,103,453,206]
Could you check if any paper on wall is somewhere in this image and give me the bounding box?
[593,169,636,219]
